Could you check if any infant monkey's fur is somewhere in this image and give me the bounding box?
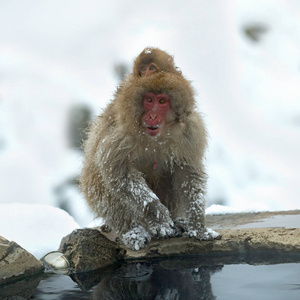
[80,48,220,250]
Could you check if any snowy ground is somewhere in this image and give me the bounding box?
[0,203,79,258]
[0,1,300,257]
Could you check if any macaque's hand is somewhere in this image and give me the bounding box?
[121,226,151,251]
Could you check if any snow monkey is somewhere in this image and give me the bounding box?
[80,49,220,250]
[133,47,182,77]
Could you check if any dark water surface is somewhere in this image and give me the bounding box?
[29,255,300,300]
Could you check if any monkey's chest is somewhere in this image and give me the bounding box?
[139,161,161,176]
[136,158,169,185]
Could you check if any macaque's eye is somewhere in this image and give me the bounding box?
[159,99,166,104]
[147,97,153,103]
[149,65,157,71]
[140,65,147,71]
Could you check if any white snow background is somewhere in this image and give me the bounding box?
[0,0,299,258]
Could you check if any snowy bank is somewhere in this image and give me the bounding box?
[0,203,79,258]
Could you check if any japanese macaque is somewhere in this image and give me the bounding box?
[133,47,182,77]
[80,51,220,250]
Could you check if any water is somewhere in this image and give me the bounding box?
[29,255,300,300]
[212,263,300,300]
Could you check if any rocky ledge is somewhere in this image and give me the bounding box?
[125,227,300,259]
[2,210,300,281]
[52,210,300,273]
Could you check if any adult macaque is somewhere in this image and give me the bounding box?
[80,51,220,250]
[133,47,182,77]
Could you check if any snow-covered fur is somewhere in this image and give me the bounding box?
[80,71,219,250]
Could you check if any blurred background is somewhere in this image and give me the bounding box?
[1,0,300,227]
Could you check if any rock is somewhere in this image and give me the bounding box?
[53,211,300,274]
[125,227,300,259]
[0,236,44,284]
[0,236,44,299]
[58,228,125,273]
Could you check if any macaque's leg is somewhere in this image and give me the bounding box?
[171,164,221,240]
[103,169,175,250]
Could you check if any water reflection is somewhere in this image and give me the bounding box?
[0,273,43,299]
[71,259,222,300]
[31,253,300,299]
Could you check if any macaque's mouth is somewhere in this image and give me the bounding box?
[146,126,160,136]
[147,126,159,131]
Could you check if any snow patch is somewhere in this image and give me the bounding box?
[0,203,79,258]
[206,204,267,215]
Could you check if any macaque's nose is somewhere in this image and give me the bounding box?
[145,69,151,76]
[149,103,159,120]
[150,112,157,120]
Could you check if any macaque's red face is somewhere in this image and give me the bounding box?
[139,63,159,77]
[142,92,171,137]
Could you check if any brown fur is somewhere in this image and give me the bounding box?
[80,68,217,250]
[133,47,182,76]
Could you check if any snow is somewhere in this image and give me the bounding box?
[0,1,300,256]
[206,204,261,215]
[0,203,79,259]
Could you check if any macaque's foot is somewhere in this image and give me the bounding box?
[173,218,189,236]
[149,220,175,238]
[188,227,221,241]
[121,226,151,251]
[145,202,175,238]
